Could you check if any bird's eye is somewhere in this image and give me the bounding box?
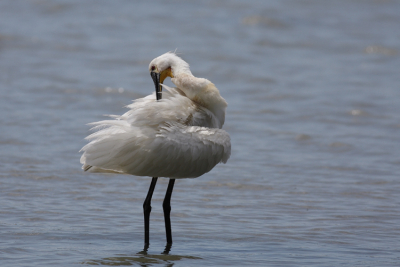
[151,66,156,71]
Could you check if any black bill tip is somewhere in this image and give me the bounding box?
[150,71,161,100]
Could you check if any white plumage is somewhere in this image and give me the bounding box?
[80,52,231,179]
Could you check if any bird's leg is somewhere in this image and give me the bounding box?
[163,178,176,246]
[143,177,158,247]
[162,243,172,255]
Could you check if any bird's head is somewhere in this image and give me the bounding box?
[149,52,191,100]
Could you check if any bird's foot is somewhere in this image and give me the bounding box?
[138,243,150,255]
[162,243,172,255]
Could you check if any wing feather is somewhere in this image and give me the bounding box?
[80,88,231,178]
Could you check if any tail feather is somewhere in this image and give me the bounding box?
[83,165,92,171]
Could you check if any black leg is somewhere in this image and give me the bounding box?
[143,177,158,247]
[163,179,176,246]
[162,243,172,255]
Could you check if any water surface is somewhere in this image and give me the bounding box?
[1,0,399,266]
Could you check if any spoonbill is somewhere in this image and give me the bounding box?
[80,52,231,251]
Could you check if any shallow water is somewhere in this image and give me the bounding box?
[1,0,400,266]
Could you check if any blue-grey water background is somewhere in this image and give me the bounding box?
[1,0,400,266]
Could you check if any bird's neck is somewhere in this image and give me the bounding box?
[171,61,192,77]
[173,73,227,128]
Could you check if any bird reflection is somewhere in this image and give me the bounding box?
[138,243,172,256]
[81,249,201,266]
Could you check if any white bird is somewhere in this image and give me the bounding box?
[80,52,231,252]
